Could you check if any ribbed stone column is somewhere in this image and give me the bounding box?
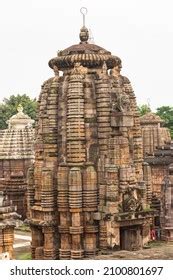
[161,165,173,241]
[69,167,84,259]
[66,72,85,164]
[95,74,111,154]
[31,226,44,260]
[27,165,35,218]
[3,227,14,259]
[83,165,98,257]
[143,162,152,204]
[41,168,56,210]
[43,226,57,259]
[57,166,71,259]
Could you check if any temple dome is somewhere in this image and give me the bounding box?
[7,105,35,130]
[140,112,164,125]
[49,27,121,70]
[0,105,35,160]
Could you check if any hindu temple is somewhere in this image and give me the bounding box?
[140,112,173,239]
[160,163,173,241]
[28,11,156,260]
[0,105,35,219]
[140,112,171,156]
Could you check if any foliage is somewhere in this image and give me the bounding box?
[17,224,31,232]
[138,104,151,116]
[0,94,37,129]
[156,106,173,138]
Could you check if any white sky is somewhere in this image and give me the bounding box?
[0,0,173,110]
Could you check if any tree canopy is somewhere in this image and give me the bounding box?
[0,94,37,129]
[156,106,173,138]
[138,104,151,116]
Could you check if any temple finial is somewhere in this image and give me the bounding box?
[79,7,89,43]
[147,98,151,110]
[17,104,23,113]
[80,7,87,27]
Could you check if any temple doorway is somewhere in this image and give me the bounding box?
[120,225,142,251]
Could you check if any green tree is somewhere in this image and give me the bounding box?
[156,106,173,138]
[138,104,151,116]
[0,94,37,129]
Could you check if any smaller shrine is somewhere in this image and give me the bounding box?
[161,163,173,241]
[0,105,35,219]
[141,112,173,236]
[0,191,20,259]
[140,112,171,156]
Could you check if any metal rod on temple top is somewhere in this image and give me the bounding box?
[80,7,88,27]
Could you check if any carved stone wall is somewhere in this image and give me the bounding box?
[28,26,153,259]
[161,164,173,241]
[144,142,173,231]
[0,191,20,259]
[141,113,172,228]
[140,112,171,156]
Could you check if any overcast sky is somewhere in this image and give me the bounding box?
[0,0,173,110]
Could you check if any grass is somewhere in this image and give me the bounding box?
[148,241,165,247]
[17,224,31,232]
[16,252,32,260]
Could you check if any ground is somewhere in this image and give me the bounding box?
[13,230,173,260]
[94,242,173,260]
[13,230,31,260]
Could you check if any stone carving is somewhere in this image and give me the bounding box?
[17,104,23,113]
[111,64,122,78]
[111,92,130,112]
[141,112,173,235]
[28,21,153,259]
[110,64,131,113]
[0,191,20,259]
[123,188,143,212]
[71,62,87,76]
[161,164,173,241]
[140,112,171,156]
[101,61,107,76]
[53,65,59,81]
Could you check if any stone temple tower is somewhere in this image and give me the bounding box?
[0,105,35,219]
[140,112,171,157]
[161,163,173,241]
[28,14,153,259]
